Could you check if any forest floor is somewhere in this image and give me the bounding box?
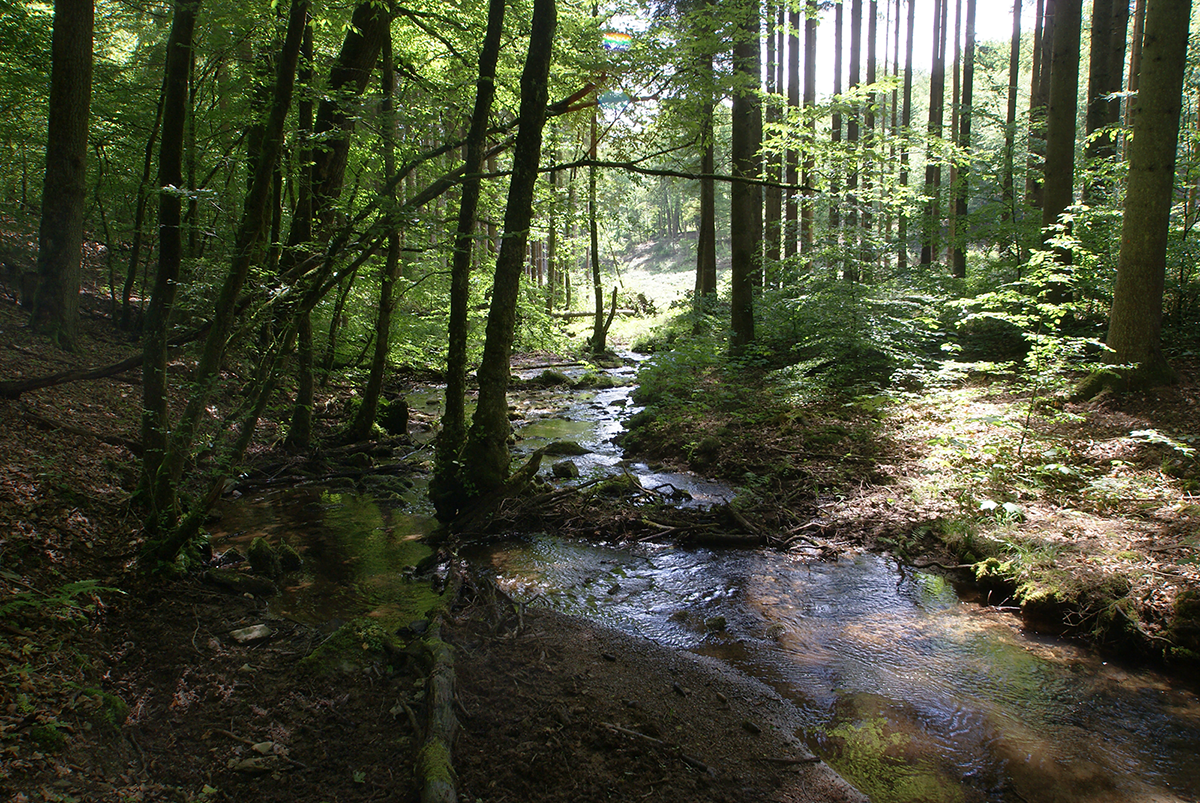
[1,284,1198,801]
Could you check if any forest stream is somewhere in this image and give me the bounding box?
[209,361,1200,803]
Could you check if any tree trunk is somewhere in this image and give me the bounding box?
[730,0,761,354]
[845,0,862,282]
[763,2,782,276]
[456,0,557,507]
[785,5,800,261]
[145,0,307,555]
[951,0,975,279]
[862,0,877,282]
[1108,0,1131,134]
[140,0,198,518]
[919,0,948,267]
[1002,0,1022,227]
[1125,0,1146,133]
[432,0,505,518]
[946,0,962,271]
[1027,0,1054,206]
[30,0,94,350]
[1090,0,1192,392]
[829,1,843,262]
[898,0,914,273]
[697,103,717,296]
[284,18,315,447]
[286,2,387,438]
[348,26,402,443]
[800,4,817,259]
[1084,0,1118,200]
[589,112,605,352]
[1040,0,1080,243]
[122,72,166,331]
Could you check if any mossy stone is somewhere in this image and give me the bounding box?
[378,397,409,436]
[277,542,303,572]
[247,537,281,577]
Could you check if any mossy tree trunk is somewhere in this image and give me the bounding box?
[455,0,557,509]
[348,27,403,443]
[143,0,307,559]
[140,0,198,525]
[432,0,507,519]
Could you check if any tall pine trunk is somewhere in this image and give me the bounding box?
[919,0,948,267]
[950,0,975,279]
[800,3,817,259]
[1001,0,1021,228]
[730,0,761,353]
[1089,0,1193,392]
[898,0,914,272]
[1040,0,1080,244]
[785,5,800,261]
[844,0,862,282]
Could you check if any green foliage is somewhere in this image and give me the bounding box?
[0,577,117,624]
[759,277,943,396]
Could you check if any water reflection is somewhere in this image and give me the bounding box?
[209,489,437,626]
[476,537,1200,803]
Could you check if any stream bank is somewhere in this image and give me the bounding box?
[2,315,1197,802]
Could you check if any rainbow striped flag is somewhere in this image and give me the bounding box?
[603,31,632,51]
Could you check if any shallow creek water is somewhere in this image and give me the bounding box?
[213,364,1200,803]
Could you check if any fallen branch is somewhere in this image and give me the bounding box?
[600,721,712,775]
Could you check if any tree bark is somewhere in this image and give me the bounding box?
[898,0,914,273]
[845,0,862,282]
[1125,0,1146,133]
[30,0,94,350]
[800,3,817,259]
[829,0,843,250]
[1027,0,1054,206]
[730,0,761,354]
[764,2,783,275]
[1040,0,1080,243]
[1084,0,1121,200]
[122,71,166,331]
[140,0,198,517]
[919,0,948,267]
[1001,0,1022,227]
[348,26,403,443]
[950,0,975,279]
[285,2,387,440]
[1093,0,1192,391]
[862,0,877,281]
[432,0,507,519]
[456,0,557,507]
[785,5,800,261]
[145,0,307,553]
[589,112,605,352]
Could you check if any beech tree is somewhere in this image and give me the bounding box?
[30,0,94,349]
[455,0,558,509]
[432,0,507,518]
